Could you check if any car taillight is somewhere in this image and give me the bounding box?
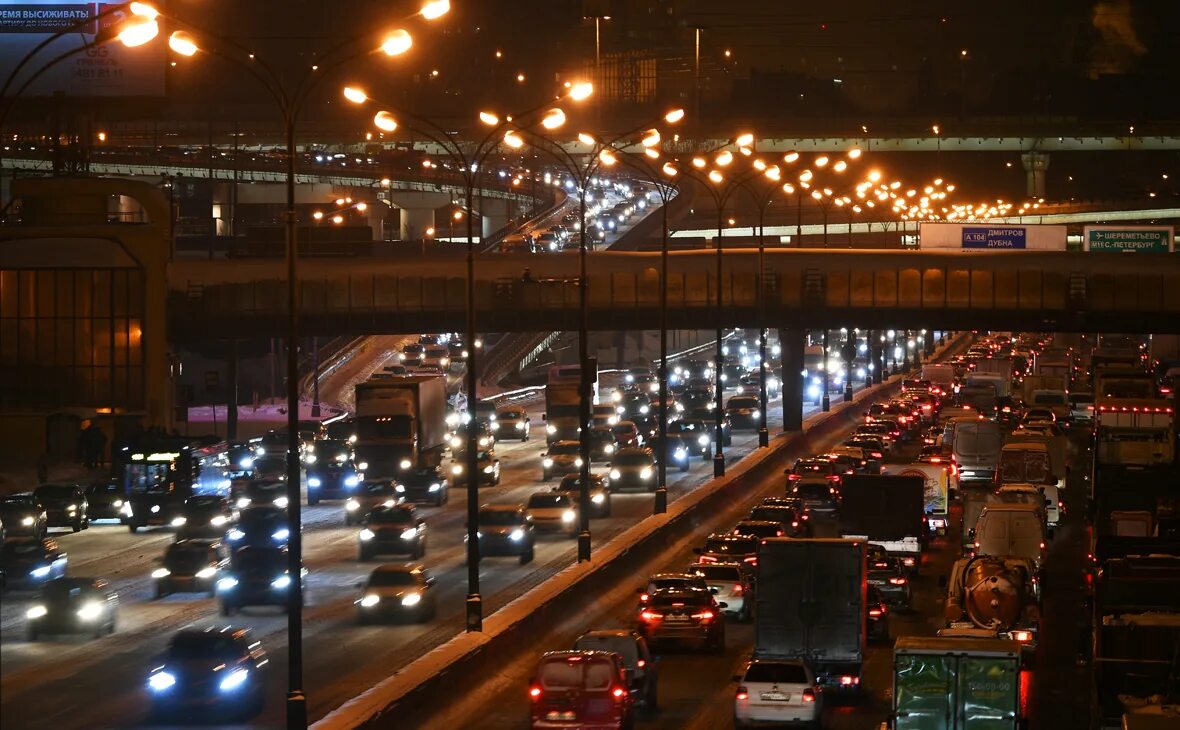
[743,556,757,564]
[868,606,885,618]
[840,675,859,686]
[692,610,715,621]
[637,659,646,668]
[736,686,749,700]
[871,452,883,459]
[612,686,627,700]
[791,520,799,529]
[1011,630,1033,642]
[788,474,800,481]
[639,593,650,603]
[889,577,908,585]
[827,474,841,481]
[529,685,542,700]
[802,689,816,702]
[902,557,915,567]
[698,555,717,564]
[640,610,663,621]
[732,584,744,595]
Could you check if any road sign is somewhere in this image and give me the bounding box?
[961,226,1027,249]
[1083,226,1173,252]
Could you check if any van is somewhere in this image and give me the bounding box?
[939,415,980,453]
[997,441,1054,488]
[995,483,1050,531]
[1004,431,1067,487]
[952,419,1003,484]
[529,650,635,729]
[971,503,1047,566]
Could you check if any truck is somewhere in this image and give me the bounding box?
[543,364,595,445]
[892,636,1024,730]
[921,363,956,393]
[353,375,448,478]
[883,463,950,534]
[1093,398,1175,473]
[943,555,1040,658]
[1019,373,1067,406]
[755,538,866,692]
[957,384,998,416]
[1094,366,1156,400]
[837,474,925,572]
[965,371,1010,400]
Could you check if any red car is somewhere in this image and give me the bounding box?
[529,650,634,729]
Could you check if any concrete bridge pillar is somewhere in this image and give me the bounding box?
[780,328,805,432]
[1021,151,1049,198]
[399,207,436,242]
[478,197,514,240]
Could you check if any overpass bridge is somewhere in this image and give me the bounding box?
[169,248,1180,341]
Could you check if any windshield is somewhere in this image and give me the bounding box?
[728,398,758,409]
[537,657,616,691]
[498,411,524,420]
[744,662,808,684]
[233,549,285,571]
[368,507,414,524]
[704,537,758,554]
[165,545,211,568]
[185,496,224,510]
[794,461,834,475]
[403,345,424,355]
[750,506,795,522]
[311,441,351,461]
[34,485,76,500]
[794,483,834,499]
[575,637,638,665]
[649,594,711,609]
[549,443,580,455]
[368,570,421,587]
[169,633,241,661]
[360,482,394,496]
[528,494,572,509]
[734,523,780,538]
[85,482,119,496]
[239,509,283,528]
[480,510,522,526]
[613,452,653,465]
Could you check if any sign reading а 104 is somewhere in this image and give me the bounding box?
[961,227,1027,249]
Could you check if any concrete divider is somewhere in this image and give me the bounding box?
[315,337,968,729]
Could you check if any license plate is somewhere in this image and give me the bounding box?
[760,692,789,701]
[545,710,576,721]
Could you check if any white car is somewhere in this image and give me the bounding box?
[733,659,822,729]
[688,562,751,621]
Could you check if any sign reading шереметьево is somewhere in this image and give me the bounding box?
[1083,226,1174,252]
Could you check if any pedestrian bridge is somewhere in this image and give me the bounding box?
[168,249,1180,340]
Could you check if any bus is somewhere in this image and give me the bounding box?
[116,435,233,534]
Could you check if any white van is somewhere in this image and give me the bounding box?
[972,503,1047,566]
[952,419,1003,483]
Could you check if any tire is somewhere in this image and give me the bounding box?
[128,524,139,534]
[308,495,319,507]
[72,521,82,533]
[154,585,166,600]
[82,517,90,530]
[519,547,534,565]
[220,603,235,617]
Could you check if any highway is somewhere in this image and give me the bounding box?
[0,338,842,729]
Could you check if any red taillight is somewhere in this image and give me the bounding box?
[698,555,718,564]
[640,610,663,621]
[889,577,908,585]
[612,686,626,699]
[529,685,542,700]
[868,607,885,618]
[802,689,816,702]
[743,555,758,564]
[840,675,859,686]
[788,474,801,482]
[871,452,883,459]
[928,456,942,463]
[637,659,646,668]
[692,610,715,621]
[639,593,650,603]
[732,584,744,595]
[902,557,916,567]
[791,520,799,528]
[736,686,749,700]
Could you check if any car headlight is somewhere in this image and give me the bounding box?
[542,458,554,468]
[346,499,360,511]
[236,497,252,509]
[482,465,494,474]
[227,528,245,541]
[509,528,525,541]
[148,671,177,692]
[308,477,322,488]
[515,422,525,430]
[399,459,412,470]
[698,435,709,446]
[561,510,576,523]
[489,422,500,431]
[219,668,249,692]
[272,528,290,541]
[452,464,463,475]
[360,593,380,607]
[195,566,217,579]
[640,468,653,479]
[450,437,462,449]
[344,475,359,487]
[478,437,489,448]
[547,425,557,434]
[171,516,187,527]
[217,577,238,591]
[610,469,622,480]
[359,528,376,541]
[356,460,369,471]
[152,568,172,579]
[239,457,254,469]
[752,410,761,419]
[273,496,289,508]
[575,458,584,467]
[112,499,124,508]
[604,444,615,454]
[21,516,33,526]
[400,527,418,540]
[400,592,422,607]
[394,484,406,493]
[304,454,317,465]
[428,483,441,492]
[271,575,292,589]
[76,601,103,621]
[592,493,605,504]
[67,503,77,512]
[674,448,687,460]
[26,603,48,619]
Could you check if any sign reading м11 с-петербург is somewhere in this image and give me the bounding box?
[962,227,1027,249]
[1083,226,1174,253]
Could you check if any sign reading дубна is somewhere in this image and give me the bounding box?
[1083,226,1174,253]
[918,223,1067,250]
[961,227,1027,249]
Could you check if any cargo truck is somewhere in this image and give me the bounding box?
[755,538,866,692]
[353,376,448,478]
[1093,398,1175,474]
[943,555,1040,661]
[883,463,950,534]
[837,474,925,572]
[892,636,1023,730]
[543,364,596,445]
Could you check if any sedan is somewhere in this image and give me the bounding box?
[84,480,125,521]
[176,495,237,540]
[26,577,118,640]
[609,447,658,492]
[724,396,762,430]
[2,537,68,589]
[153,539,230,598]
[355,564,437,623]
[33,483,88,532]
[733,659,822,729]
[541,440,583,481]
[0,495,48,539]
[345,481,402,525]
[557,473,612,517]
[358,505,427,560]
[525,492,580,537]
[636,588,725,652]
[147,628,268,720]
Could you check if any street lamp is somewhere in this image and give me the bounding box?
[519,108,683,559]
[345,85,591,629]
[166,5,445,724]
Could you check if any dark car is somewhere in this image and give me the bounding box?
[449,420,496,456]
[691,411,732,447]
[449,449,501,486]
[866,556,911,607]
[154,539,230,598]
[233,479,289,510]
[468,504,535,564]
[358,504,427,560]
[574,630,659,711]
[618,394,653,421]
[26,577,118,640]
[648,435,692,473]
[843,437,886,471]
[682,388,714,413]
[610,421,643,449]
[725,396,762,430]
[748,504,809,538]
[731,519,784,540]
[2,537,67,589]
[304,439,361,505]
[588,427,619,462]
[226,506,290,551]
[529,651,635,730]
[557,473,612,517]
[176,495,237,540]
[866,584,891,643]
[609,447,658,492]
[226,442,257,480]
[217,546,303,615]
[787,457,842,487]
[394,466,449,507]
[345,480,402,525]
[695,534,760,572]
[33,483,89,532]
[636,588,725,651]
[84,480,125,521]
[0,494,48,538]
[147,628,268,719]
[789,481,842,515]
[628,415,660,445]
[355,564,437,624]
[637,572,708,606]
[670,420,713,459]
[250,454,287,481]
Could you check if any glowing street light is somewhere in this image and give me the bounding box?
[167,31,198,56]
[664,108,686,123]
[373,111,398,132]
[479,111,499,126]
[381,29,413,56]
[569,82,594,101]
[117,16,159,47]
[342,86,368,104]
[541,108,566,130]
[420,0,451,20]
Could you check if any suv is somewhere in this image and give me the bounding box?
[725,396,762,430]
[176,495,237,540]
[355,564,436,624]
[154,539,230,598]
[345,481,402,525]
[34,483,89,532]
[304,439,360,505]
[2,537,68,589]
[217,546,303,615]
[695,534,760,572]
[226,506,290,551]
[557,473,612,518]
[687,562,752,622]
[26,577,119,640]
[573,630,659,711]
[469,504,535,564]
[528,651,634,730]
[609,447,658,492]
[147,628,268,719]
[83,480,125,521]
[0,494,48,539]
[394,466,449,507]
[494,408,531,441]
[636,588,725,651]
[542,441,583,481]
[732,659,821,729]
[358,504,427,560]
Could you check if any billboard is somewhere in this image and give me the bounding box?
[0,2,165,97]
[1083,226,1174,253]
[919,223,1067,251]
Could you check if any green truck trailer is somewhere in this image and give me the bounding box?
[893,636,1023,729]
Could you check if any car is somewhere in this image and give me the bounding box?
[588,427,619,461]
[382,363,410,376]
[592,404,620,429]
[400,343,425,367]
[526,492,580,537]
[355,564,437,623]
[737,371,780,399]
[823,451,865,476]
[226,505,290,551]
[1021,407,1057,425]
[217,546,303,615]
[610,420,643,449]
[528,651,635,730]
[681,388,714,413]
[695,534,761,572]
[628,415,660,444]
[468,504,535,564]
[394,466,449,507]
[866,584,891,643]
[789,481,842,516]
[153,539,231,598]
[787,457,843,487]
[637,573,708,606]
[232,479,289,510]
[733,659,822,729]
[26,577,118,640]
[854,423,895,450]
[731,519,784,540]
[358,504,427,560]
[617,394,652,422]
[573,630,659,711]
[422,344,450,370]
[648,434,692,473]
[748,504,809,537]
[450,420,496,455]
[623,366,653,384]
[345,480,402,525]
[843,437,886,470]
[84,480,125,521]
[866,555,911,607]
[176,495,237,540]
[450,449,501,486]
[250,453,287,481]
[493,408,532,441]
[668,420,712,459]
[304,439,361,505]
[33,483,88,532]
[0,494,48,539]
[695,412,733,447]
[542,440,583,481]
[687,561,753,622]
[636,588,725,652]
[609,447,658,492]
[557,473,612,517]
[725,395,762,430]
[146,628,268,719]
[1,537,67,589]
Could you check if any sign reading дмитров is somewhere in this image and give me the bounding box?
[917,223,1067,251]
[961,227,1027,249]
[1083,225,1174,253]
